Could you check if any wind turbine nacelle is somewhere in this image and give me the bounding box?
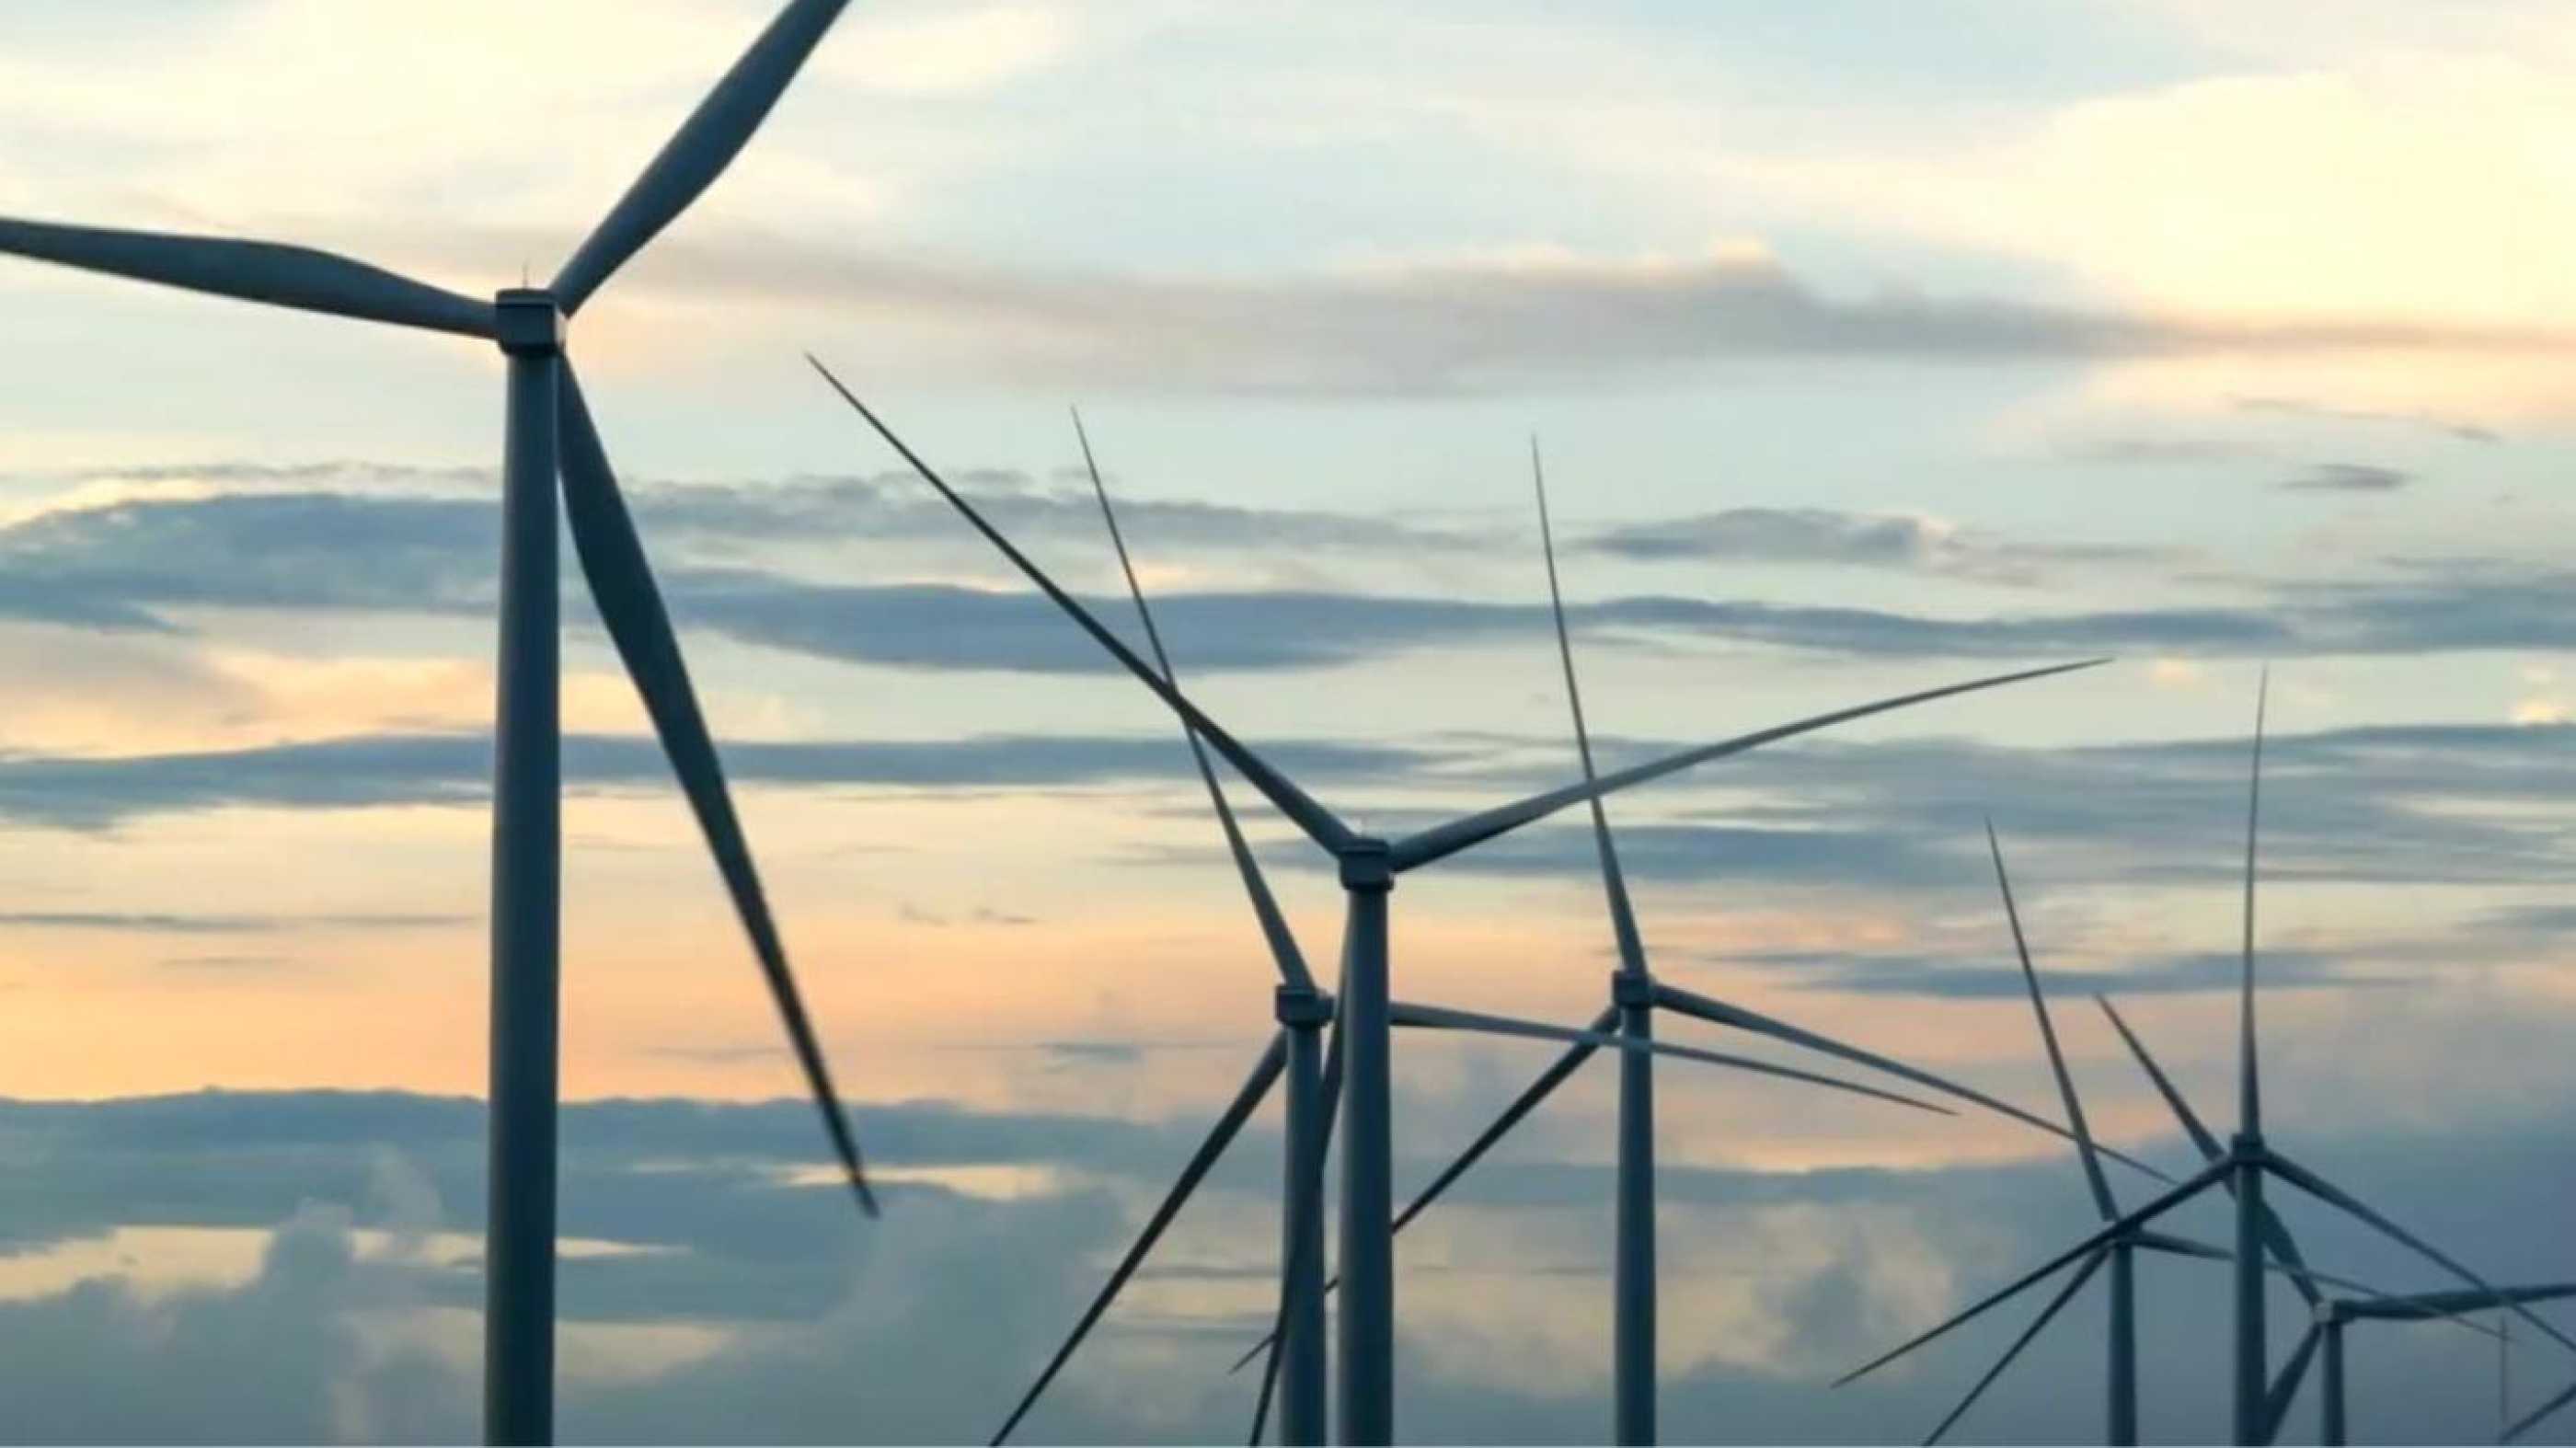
[493,288,565,355]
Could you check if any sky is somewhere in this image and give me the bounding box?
[0,0,2573,1442]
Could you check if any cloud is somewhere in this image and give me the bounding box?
[0,910,466,935]
[2055,433,2267,465]
[4,710,2572,917]
[663,238,2568,396]
[614,468,1489,558]
[1448,822,1962,891]
[1735,948,2381,1000]
[895,902,1040,929]
[2282,461,2413,493]
[1,1086,2571,1442]
[0,472,1485,638]
[672,572,1536,673]
[1377,718,2576,898]
[2481,904,2576,936]
[0,489,499,626]
[0,730,1438,830]
[2230,394,2502,443]
[1577,507,2175,585]
[0,1201,471,1443]
[1590,593,2285,658]
[10,482,2576,676]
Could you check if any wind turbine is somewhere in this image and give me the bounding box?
[1848,822,2419,1444]
[2269,1283,2576,1444]
[0,6,872,1441]
[1396,448,2178,1445]
[810,366,2107,1444]
[2102,1000,2571,1446]
[984,416,1960,1446]
[1838,676,2576,1446]
[1213,453,2207,1444]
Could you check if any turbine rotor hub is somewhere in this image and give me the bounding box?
[1337,838,1393,892]
[1274,983,1333,1027]
[493,287,564,356]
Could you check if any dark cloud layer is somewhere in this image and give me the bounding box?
[4,484,2572,672]
[1583,720,2576,894]
[1578,507,2172,585]
[0,718,2569,914]
[0,1087,2569,1442]
[2283,461,2414,493]
[0,911,465,934]
[0,730,1435,830]
[2,713,2561,1023]
[1733,948,2381,1000]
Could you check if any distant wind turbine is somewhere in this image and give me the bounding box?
[2099,1003,2565,1445]
[2272,1283,2576,1444]
[984,416,1957,1447]
[1215,453,2190,1444]
[1854,822,2467,1444]
[810,368,2106,1443]
[1840,675,2576,1446]
[1236,448,2155,1446]
[0,6,870,1441]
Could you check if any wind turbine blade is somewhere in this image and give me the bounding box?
[1227,1006,1616,1378]
[2345,1283,2576,1320]
[1075,409,1312,993]
[1387,659,2109,874]
[0,216,493,337]
[809,359,1356,857]
[552,0,853,313]
[2240,668,2268,1137]
[1921,1248,2106,1446]
[2264,1150,2576,1358]
[2262,1322,2323,1445]
[2128,1228,2227,1261]
[2095,994,2226,1163]
[1835,1158,2230,1387]
[1986,821,2116,1221]
[2133,1231,2476,1322]
[2094,994,2320,1307]
[558,364,875,1218]
[1388,1000,1950,1114]
[1392,1006,1613,1235]
[991,1034,1288,1445]
[2506,1375,2576,1443]
[1246,1330,1281,1443]
[1652,982,2166,1178]
[1530,440,1648,977]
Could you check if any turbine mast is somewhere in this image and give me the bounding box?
[485,287,566,1447]
[2240,667,2269,1138]
[1337,844,1397,1445]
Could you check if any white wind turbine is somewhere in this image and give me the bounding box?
[1839,679,2576,1446]
[1852,821,2459,1444]
[810,369,2109,1443]
[1231,448,2180,1445]
[982,415,1959,1446]
[2287,1283,2576,1443]
[0,6,872,1441]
